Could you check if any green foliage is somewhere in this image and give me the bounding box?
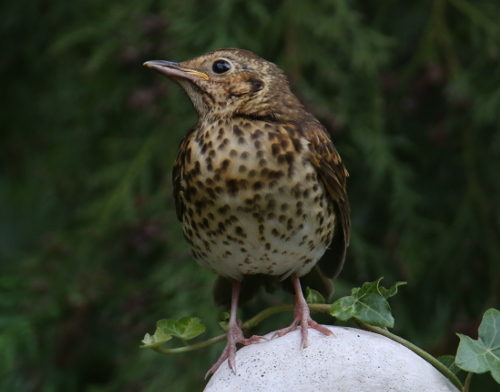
[2,0,500,390]
[142,317,206,348]
[219,312,230,332]
[438,355,464,376]
[305,288,326,305]
[330,279,405,327]
[456,309,500,383]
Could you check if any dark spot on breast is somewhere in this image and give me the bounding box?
[292,138,302,152]
[233,125,244,137]
[248,170,257,178]
[254,140,262,149]
[230,149,238,157]
[267,199,276,210]
[184,186,197,201]
[271,143,280,156]
[239,165,247,173]
[241,151,249,160]
[218,204,230,214]
[235,226,246,238]
[238,137,245,144]
[206,187,216,199]
[251,129,263,140]
[226,179,238,196]
[253,181,264,191]
[268,170,285,180]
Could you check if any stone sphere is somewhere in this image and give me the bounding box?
[204,326,459,392]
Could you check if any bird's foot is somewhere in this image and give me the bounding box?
[275,300,333,348]
[205,321,265,378]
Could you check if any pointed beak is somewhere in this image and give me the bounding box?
[143,60,209,81]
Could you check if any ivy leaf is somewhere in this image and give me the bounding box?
[379,281,406,299]
[306,288,325,304]
[437,355,462,376]
[219,312,230,332]
[141,328,172,348]
[456,308,500,383]
[330,278,404,328]
[141,317,206,348]
[157,317,206,340]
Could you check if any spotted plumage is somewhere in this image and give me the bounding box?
[144,48,350,376]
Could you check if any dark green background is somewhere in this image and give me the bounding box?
[2,0,499,390]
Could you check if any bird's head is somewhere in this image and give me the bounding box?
[144,48,304,122]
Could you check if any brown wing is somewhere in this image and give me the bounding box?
[172,126,197,222]
[303,120,351,279]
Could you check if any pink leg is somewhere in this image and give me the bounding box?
[276,274,333,348]
[206,280,263,378]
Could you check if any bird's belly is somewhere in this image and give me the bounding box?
[184,185,335,280]
[179,129,335,280]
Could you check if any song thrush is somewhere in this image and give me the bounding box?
[144,48,350,376]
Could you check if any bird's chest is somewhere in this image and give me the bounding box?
[177,120,335,279]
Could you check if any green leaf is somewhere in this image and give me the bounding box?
[157,317,206,340]
[305,288,325,304]
[330,278,404,328]
[437,355,462,376]
[219,312,230,332]
[379,281,407,299]
[456,308,500,383]
[141,328,172,348]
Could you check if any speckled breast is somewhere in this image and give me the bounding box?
[178,118,335,281]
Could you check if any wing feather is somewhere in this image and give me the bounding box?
[302,121,351,278]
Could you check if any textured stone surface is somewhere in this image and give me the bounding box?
[204,326,459,392]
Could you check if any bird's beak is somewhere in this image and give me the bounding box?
[143,60,209,81]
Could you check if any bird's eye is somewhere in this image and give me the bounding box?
[212,60,231,74]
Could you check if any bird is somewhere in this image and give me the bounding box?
[144,48,350,376]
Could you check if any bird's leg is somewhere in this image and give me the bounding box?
[205,280,263,378]
[276,273,333,348]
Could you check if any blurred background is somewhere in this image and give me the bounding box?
[2,0,499,390]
